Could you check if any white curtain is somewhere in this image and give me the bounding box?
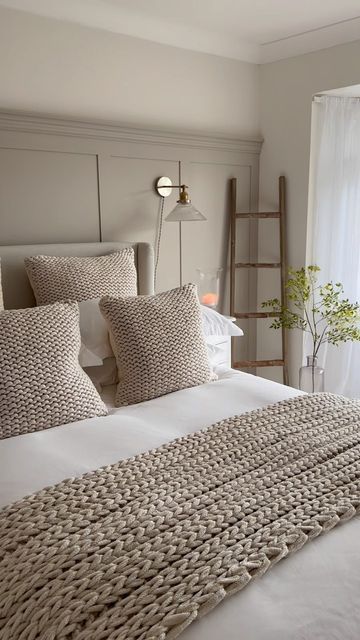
[307,95,360,397]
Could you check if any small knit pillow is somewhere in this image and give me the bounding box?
[0,302,107,439]
[24,248,137,305]
[100,284,214,406]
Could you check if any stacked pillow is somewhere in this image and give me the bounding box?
[0,248,138,439]
[25,249,138,383]
[24,248,243,391]
[0,246,244,437]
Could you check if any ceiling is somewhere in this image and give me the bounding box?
[1,0,360,63]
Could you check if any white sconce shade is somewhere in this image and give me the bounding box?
[156,176,207,222]
[165,202,206,222]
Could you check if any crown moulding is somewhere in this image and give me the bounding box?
[0,110,263,155]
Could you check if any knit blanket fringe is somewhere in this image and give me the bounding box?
[1,393,360,639]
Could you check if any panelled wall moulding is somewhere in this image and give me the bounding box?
[0,110,263,154]
[0,109,262,365]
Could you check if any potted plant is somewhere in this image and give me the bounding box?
[262,266,360,392]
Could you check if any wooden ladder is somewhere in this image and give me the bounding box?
[230,176,289,385]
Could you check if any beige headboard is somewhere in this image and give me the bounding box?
[0,241,154,309]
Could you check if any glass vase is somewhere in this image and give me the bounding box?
[299,356,325,393]
[197,268,222,311]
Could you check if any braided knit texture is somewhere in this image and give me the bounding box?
[1,392,360,639]
[100,284,214,406]
[0,302,107,439]
[24,249,137,305]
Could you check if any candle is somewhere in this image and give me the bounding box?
[201,292,219,307]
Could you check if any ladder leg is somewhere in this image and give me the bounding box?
[230,178,237,318]
[230,178,237,367]
[279,176,289,385]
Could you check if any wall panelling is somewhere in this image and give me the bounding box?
[0,110,262,357]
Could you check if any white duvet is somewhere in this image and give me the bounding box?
[1,368,359,640]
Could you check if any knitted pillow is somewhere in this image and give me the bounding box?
[100,284,214,406]
[0,302,107,440]
[24,248,137,305]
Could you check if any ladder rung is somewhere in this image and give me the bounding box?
[234,312,280,319]
[235,262,281,269]
[235,212,280,219]
[234,359,285,368]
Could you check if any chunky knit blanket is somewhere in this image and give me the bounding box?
[1,393,360,640]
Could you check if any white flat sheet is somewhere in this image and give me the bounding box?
[1,368,359,640]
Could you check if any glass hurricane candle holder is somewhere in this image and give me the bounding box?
[197,268,222,310]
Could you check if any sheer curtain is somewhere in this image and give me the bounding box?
[307,95,360,397]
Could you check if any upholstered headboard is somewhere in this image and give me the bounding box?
[0,242,154,309]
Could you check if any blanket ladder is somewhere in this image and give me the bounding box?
[230,176,289,385]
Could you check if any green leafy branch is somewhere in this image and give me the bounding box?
[261,265,360,359]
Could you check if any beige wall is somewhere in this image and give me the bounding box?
[3,6,360,387]
[258,39,360,385]
[0,7,261,364]
[0,7,259,137]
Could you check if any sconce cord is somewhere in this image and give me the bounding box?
[154,195,165,290]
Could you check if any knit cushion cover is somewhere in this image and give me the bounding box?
[24,249,137,305]
[100,284,214,406]
[0,302,107,439]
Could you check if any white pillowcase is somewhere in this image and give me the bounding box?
[78,299,113,367]
[79,343,103,367]
[84,357,118,392]
[78,298,243,369]
[201,305,243,337]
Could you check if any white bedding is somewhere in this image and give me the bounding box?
[1,368,359,640]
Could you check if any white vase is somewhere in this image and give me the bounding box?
[299,356,325,393]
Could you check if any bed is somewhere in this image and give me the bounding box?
[1,242,360,640]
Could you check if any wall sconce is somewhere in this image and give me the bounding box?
[155,176,206,286]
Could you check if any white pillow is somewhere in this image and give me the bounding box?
[84,357,118,392]
[201,305,243,337]
[78,299,113,367]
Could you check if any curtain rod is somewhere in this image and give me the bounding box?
[313,94,360,102]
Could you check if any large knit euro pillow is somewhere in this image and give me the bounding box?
[99,283,214,407]
[0,302,107,440]
[24,248,137,305]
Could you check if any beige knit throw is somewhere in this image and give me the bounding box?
[1,393,360,640]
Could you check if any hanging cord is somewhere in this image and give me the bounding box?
[154,195,165,291]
